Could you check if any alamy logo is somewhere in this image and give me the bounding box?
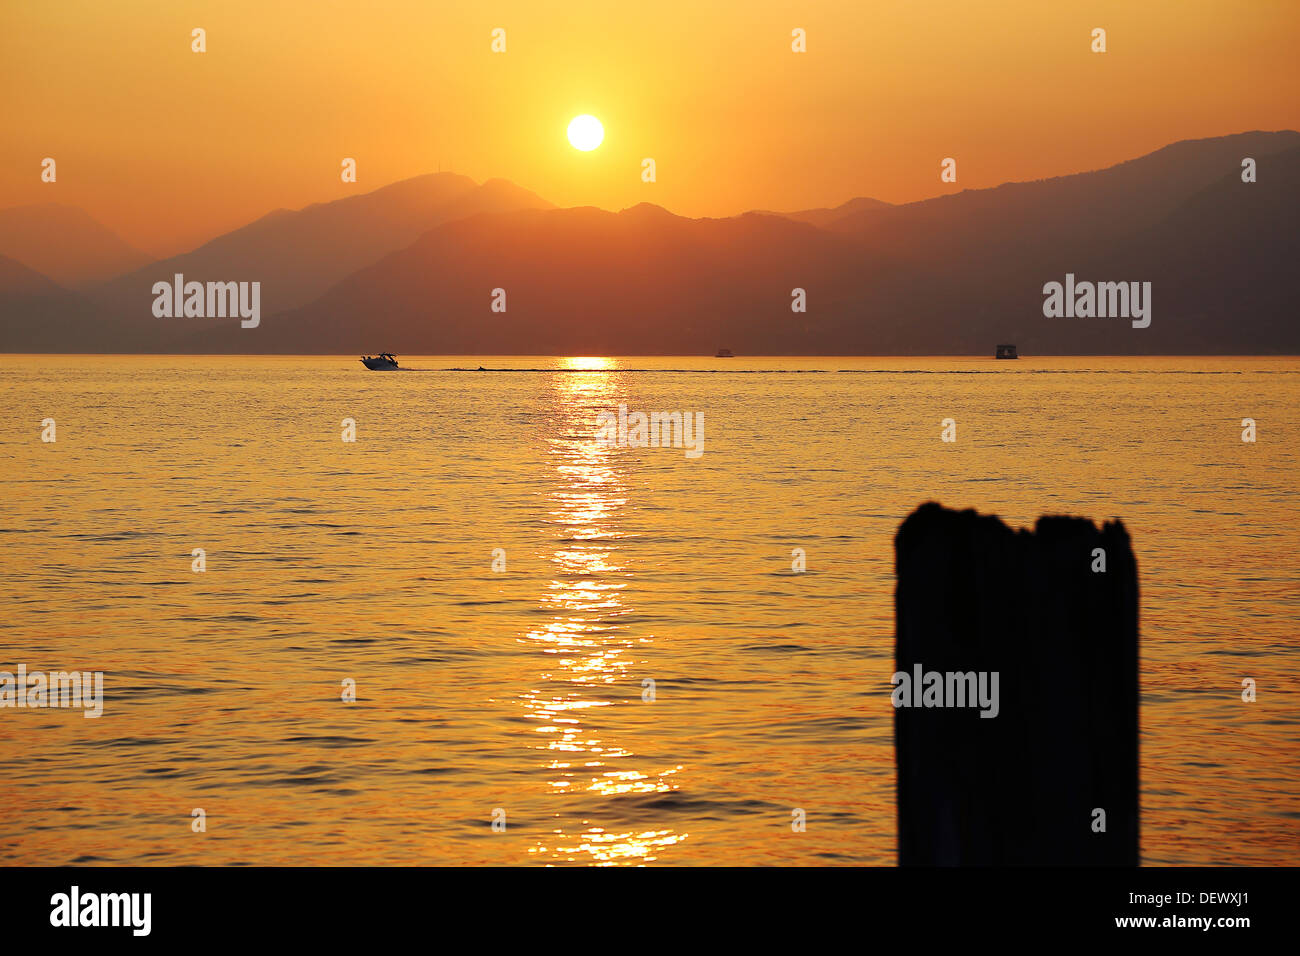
[891,664,1000,718]
[152,273,260,328]
[50,886,151,936]
[0,665,103,718]
[1042,273,1151,328]
[596,404,704,458]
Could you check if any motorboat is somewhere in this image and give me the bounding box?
[361,353,400,370]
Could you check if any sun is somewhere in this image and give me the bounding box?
[567,114,604,151]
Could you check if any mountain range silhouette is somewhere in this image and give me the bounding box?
[2,130,1296,354]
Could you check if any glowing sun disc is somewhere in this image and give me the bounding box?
[567,114,604,151]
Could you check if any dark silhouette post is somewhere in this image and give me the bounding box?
[893,502,1139,865]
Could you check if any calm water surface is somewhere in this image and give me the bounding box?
[1,355,1297,865]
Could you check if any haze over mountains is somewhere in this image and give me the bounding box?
[2,130,1297,354]
[758,197,894,230]
[0,204,151,286]
[94,174,554,317]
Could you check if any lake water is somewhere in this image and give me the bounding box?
[1,355,1296,865]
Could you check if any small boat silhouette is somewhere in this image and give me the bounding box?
[715,348,734,358]
[995,344,1018,360]
[361,352,400,370]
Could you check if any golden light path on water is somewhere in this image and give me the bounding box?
[523,357,686,864]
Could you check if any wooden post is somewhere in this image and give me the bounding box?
[894,502,1139,865]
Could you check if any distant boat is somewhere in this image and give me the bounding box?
[361,352,400,370]
[715,348,734,358]
[995,344,1018,360]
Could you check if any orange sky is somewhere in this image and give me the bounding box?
[3,0,1298,257]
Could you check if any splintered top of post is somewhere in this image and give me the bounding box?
[894,500,1131,562]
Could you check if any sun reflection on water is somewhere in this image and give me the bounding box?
[519,360,687,864]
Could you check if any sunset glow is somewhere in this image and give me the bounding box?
[3,1,1298,256]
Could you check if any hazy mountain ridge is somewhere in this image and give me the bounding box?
[2,131,1297,354]
[864,140,1300,355]
[231,132,1300,355]
[829,130,1300,252]
[86,173,555,320]
[180,203,875,353]
[761,196,893,229]
[0,204,152,286]
[0,254,117,350]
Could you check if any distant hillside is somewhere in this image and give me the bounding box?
[185,132,1299,355]
[829,130,1300,252]
[88,173,554,320]
[838,132,1300,354]
[4,132,1298,354]
[871,144,1300,354]
[190,203,889,354]
[0,204,151,286]
[0,256,116,351]
[762,197,893,229]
